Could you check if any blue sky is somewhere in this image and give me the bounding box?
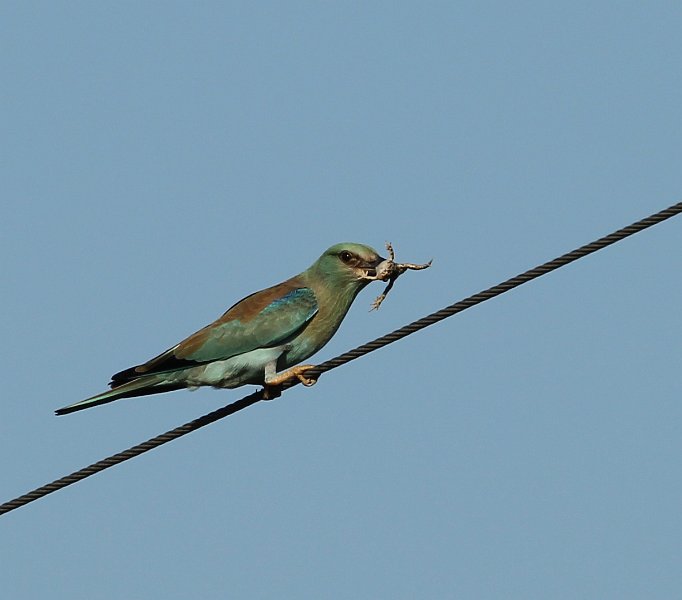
[2,2,681,598]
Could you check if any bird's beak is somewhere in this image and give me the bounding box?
[359,255,387,280]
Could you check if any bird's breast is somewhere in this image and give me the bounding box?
[283,284,362,366]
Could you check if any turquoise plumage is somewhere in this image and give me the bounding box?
[56,243,386,415]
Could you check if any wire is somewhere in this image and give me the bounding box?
[1,201,681,516]
[309,201,682,378]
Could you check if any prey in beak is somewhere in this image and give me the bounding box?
[363,242,432,310]
[358,254,387,281]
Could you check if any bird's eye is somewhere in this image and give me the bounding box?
[339,251,353,264]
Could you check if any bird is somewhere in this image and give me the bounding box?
[56,243,387,415]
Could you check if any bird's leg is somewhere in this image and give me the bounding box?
[266,365,318,387]
[262,362,318,399]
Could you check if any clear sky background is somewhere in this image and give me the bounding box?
[2,2,681,599]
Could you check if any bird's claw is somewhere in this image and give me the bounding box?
[366,242,432,310]
[297,374,318,387]
[262,364,318,399]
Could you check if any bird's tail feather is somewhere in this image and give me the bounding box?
[55,375,183,415]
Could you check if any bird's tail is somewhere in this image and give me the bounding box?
[55,374,183,416]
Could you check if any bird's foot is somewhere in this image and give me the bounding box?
[262,364,318,399]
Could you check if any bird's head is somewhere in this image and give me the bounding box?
[308,243,386,289]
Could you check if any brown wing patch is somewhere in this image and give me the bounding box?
[175,276,305,358]
[218,277,304,322]
[109,276,306,386]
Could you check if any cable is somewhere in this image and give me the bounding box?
[1,201,681,516]
[309,201,682,378]
[0,392,263,516]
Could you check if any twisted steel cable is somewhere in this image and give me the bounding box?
[1,201,680,516]
[309,201,682,377]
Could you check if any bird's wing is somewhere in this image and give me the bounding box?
[110,281,318,386]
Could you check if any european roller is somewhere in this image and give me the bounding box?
[56,243,390,415]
